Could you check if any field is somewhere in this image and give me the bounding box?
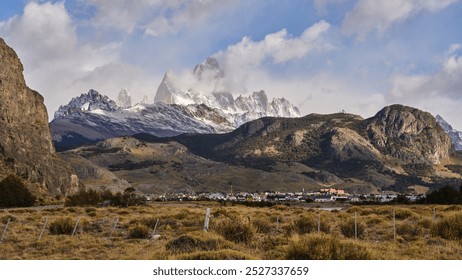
[0,202,461,259]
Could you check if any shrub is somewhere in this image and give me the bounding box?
[252,217,273,233]
[289,215,330,235]
[166,235,219,253]
[286,234,371,260]
[178,249,253,260]
[394,208,416,220]
[425,185,462,204]
[65,189,101,207]
[214,218,254,244]
[128,223,150,239]
[431,213,462,240]
[0,175,35,208]
[49,217,75,235]
[340,219,365,239]
[396,222,422,241]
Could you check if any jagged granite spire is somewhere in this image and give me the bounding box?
[116,88,132,108]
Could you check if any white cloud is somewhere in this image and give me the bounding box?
[342,0,460,40]
[85,0,238,36]
[211,20,332,93]
[389,46,462,128]
[0,1,156,118]
[314,0,346,15]
[390,52,462,102]
[219,20,331,66]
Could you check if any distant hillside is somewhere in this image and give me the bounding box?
[62,104,462,195]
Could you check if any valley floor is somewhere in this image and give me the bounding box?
[0,202,461,260]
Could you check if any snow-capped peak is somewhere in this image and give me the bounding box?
[54,89,118,119]
[140,95,150,104]
[116,88,132,108]
[436,115,462,150]
[153,59,300,128]
[193,57,224,80]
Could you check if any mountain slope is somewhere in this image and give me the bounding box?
[0,38,79,197]
[131,104,459,193]
[51,90,225,151]
[154,57,300,127]
[436,115,462,150]
[51,57,301,151]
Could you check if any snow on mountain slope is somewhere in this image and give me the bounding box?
[436,115,462,150]
[51,89,227,150]
[51,57,301,150]
[153,57,300,127]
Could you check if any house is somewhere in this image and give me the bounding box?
[313,195,334,202]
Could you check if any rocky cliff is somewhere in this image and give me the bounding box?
[366,105,452,164]
[0,38,79,197]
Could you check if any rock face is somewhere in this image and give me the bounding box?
[367,105,452,164]
[0,38,79,196]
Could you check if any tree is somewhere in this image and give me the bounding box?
[0,175,35,208]
[426,185,461,204]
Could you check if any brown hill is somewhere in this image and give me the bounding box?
[61,105,461,195]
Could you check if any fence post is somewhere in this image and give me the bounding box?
[393,210,396,242]
[109,217,119,239]
[71,216,81,237]
[151,219,160,239]
[433,207,437,222]
[1,217,11,243]
[354,211,358,240]
[317,213,321,234]
[37,216,49,241]
[276,216,279,231]
[203,208,211,231]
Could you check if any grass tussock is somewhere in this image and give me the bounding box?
[177,249,254,260]
[213,218,254,244]
[286,234,371,260]
[1,203,461,260]
[340,219,365,239]
[49,217,75,235]
[128,223,151,239]
[431,212,462,241]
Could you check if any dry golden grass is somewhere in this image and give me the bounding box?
[0,202,461,259]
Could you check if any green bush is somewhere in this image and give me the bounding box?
[49,217,75,235]
[0,175,35,208]
[431,213,462,240]
[286,234,371,260]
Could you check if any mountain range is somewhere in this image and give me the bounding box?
[2,36,462,200]
[50,57,300,151]
[61,104,462,195]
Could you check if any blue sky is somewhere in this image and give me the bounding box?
[1,0,461,128]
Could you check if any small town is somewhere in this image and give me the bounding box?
[149,188,426,204]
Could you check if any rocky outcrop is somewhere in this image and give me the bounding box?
[329,127,383,162]
[367,105,452,164]
[0,38,79,196]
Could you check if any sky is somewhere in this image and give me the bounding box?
[0,0,461,128]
